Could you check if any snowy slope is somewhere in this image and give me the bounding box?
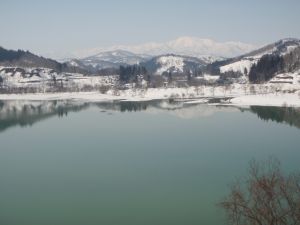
[142,54,206,75]
[220,59,254,74]
[66,50,150,70]
[84,50,149,65]
[156,55,184,74]
[0,67,118,89]
[268,69,300,85]
[219,38,300,75]
[86,50,149,64]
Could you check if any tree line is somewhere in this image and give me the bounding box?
[249,46,300,83]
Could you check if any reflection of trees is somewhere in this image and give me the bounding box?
[119,102,148,112]
[1,100,300,133]
[96,100,170,112]
[250,106,300,129]
[0,100,89,132]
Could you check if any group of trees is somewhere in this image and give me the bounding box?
[282,46,300,73]
[199,44,300,84]
[249,55,284,83]
[219,70,244,84]
[119,65,147,83]
[220,158,300,225]
[249,46,300,83]
[0,46,90,75]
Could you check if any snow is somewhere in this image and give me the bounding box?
[219,39,300,76]
[269,70,300,85]
[69,60,79,67]
[0,67,118,89]
[220,59,256,75]
[0,83,299,107]
[156,56,184,75]
[1,66,300,107]
[203,74,220,81]
[285,45,299,55]
[229,94,300,107]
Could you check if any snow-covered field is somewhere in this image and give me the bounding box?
[1,66,300,107]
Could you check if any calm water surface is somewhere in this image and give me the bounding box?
[0,100,299,225]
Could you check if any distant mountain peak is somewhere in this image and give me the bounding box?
[277,37,300,43]
[71,36,258,59]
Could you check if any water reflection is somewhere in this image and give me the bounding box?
[0,99,300,133]
[0,100,89,132]
[249,106,300,129]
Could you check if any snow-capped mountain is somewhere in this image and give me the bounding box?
[71,36,257,60]
[217,38,300,75]
[63,37,256,71]
[66,50,150,70]
[85,50,150,65]
[66,58,120,72]
[141,54,207,75]
[1,38,299,90]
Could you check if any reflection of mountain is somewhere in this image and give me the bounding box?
[1,100,300,133]
[249,106,300,129]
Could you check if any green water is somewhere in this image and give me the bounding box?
[0,100,299,225]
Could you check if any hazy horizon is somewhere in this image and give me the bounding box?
[1,0,300,58]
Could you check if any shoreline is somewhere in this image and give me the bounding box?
[0,89,299,107]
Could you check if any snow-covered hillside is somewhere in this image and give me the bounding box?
[85,50,149,67]
[268,69,300,85]
[219,38,300,75]
[156,56,185,74]
[85,50,149,65]
[66,50,150,70]
[142,54,206,75]
[0,67,118,89]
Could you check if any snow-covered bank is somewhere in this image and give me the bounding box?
[0,84,299,107]
[0,92,121,102]
[229,94,300,107]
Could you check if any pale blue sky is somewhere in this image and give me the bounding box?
[1,0,300,57]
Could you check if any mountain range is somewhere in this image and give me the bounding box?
[1,37,300,87]
[69,37,257,59]
[63,37,258,73]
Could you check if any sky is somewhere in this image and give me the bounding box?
[1,0,300,58]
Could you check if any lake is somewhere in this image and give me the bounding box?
[0,100,300,225]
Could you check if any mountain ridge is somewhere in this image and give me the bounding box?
[69,36,257,59]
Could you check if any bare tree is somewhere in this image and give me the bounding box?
[249,85,256,95]
[219,158,300,225]
[243,84,248,95]
[0,76,3,87]
[210,85,215,97]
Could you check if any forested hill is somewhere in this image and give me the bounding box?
[0,47,89,75]
[202,38,300,83]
